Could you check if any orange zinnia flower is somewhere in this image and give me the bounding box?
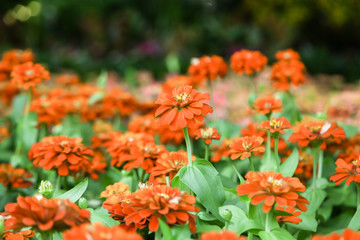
[4,195,90,232]
[55,73,80,86]
[156,121,203,145]
[288,118,346,148]
[155,85,213,130]
[294,151,313,183]
[311,229,360,240]
[252,96,283,116]
[149,150,195,182]
[2,230,35,240]
[10,62,50,90]
[162,75,194,93]
[230,49,267,75]
[237,171,309,213]
[0,163,33,188]
[63,223,143,240]
[128,114,157,136]
[275,49,301,61]
[211,138,233,162]
[28,136,94,177]
[30,96,68,125]
[188,55,228,84]
[0,49,35,81]
[195,127,221,145]
[229,136,265,160]
[275,206,302,224]
[103,88,138,117]
[259,117,292,135]
[271,60,306,90]
[91,131,122,150]
[330,157,360,185]
[200,230,246,240]
[123,185,199,233]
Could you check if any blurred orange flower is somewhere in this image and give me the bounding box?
[103,88,138,117]
[200,230,246,240]
[237,171,309,213]
[4,195,90,232]
[2,230,35,240]
[195,127,221,145]
[211,138,233,162]
[10,62,50,90]
[63,223,143,240]
[253,96,283,116]
[30,96,68,125]
[271,60,306,91]
[55,73,80,86]
[128,114,157,136]
[155,85,213,130]
[230,49,267,75]
[0,49,35,81]
[0,163,33,189]
[188,55,228,84]
[29,136,94,177]
[311,228,360,240]
[259,117,292,135]
[0,126,10,143]
[229,136,265,160]
[275,49,301,61]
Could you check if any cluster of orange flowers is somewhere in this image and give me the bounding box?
[101,182,199,233]
[29,135,106,179]
[200,230,247,240]
[311,229,360,240]
[3,195,90,232]
[270,49,307,90]
[230,49,267,76]
[0,163,33,188]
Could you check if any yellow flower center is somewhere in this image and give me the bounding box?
[175,93,189,103]
[242,141,253,150]
[264,102,272,108]
[200,127,214,139]
[267,176,285,187]
[270,120,283,129]
[25,70,34,76]
[60,141,69,146]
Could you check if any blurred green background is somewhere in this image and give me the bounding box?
[1,0,360,82]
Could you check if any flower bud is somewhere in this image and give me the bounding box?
[38,180,54,198]
[78,197,88,209]
[221,208,232,222]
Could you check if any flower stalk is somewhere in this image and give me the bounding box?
[205,144,210,161]
[274,137,281,172]
[183,127,193,167]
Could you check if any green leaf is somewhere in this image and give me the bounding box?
[158,218,173,240]
[198,212,218,221]
[88,92,104,105]
[259,228,295,240]
[56,178,88,202]
[88,207,119,227]
[171,167,191,192]
[180,159,225,221]
[289,212,318,232]
[11,93,27,122]
[303,189,326,214]
[207,120,241,139]
[273,210,293,217]
[218,205,263,234]
[348,207,360,230]
[196,220,222,233]
[338,122,358,138]
[97,70,107,88]
[280,148,299,177]
[51,232,63,240]
[17,112,38,151]
[171,225,191,240]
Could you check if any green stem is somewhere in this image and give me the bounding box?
[317,150,324,179]
[248,156,255,172]
[54,175,61,196]
[15,90,32,156]
[266,131,271,169]
[224,221,229,230]
[183,127,193,167]
[265,210,272,232]
[232,161,244,184]
[38,123,48,141]
[249,75,257,94]
[114,112,122,131]
[357,184,360,207]
[205,144,210,161]
[312,147,319,189]
[274,137,281,172]
[166,176,171,187]
[155,229,161,240]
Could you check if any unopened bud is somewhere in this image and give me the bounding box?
[78,197,88,209]
[38,180,54,198]
[221,208,232,222]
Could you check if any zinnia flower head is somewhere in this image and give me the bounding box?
[200,230,247,240]
[294,150,313,183]
[275,206,302,224]
[30,96,68,125]
[288,118,346,148]
[103,88,138,117]
[122,185,199,233]
[195,127,221,145]
[2,229,35,240]
[28,136,94,177]
[237,171,309,213]
[0,49,35,81]
[0,163,33,189]
[275,49,301,61]
[252,96,283,116]
[229,136,265,160]
[63,223,143,240]
[259,117,292,137]
[211,138,233,162]
[188,55,228,85]
[3,195,90,232]
[162,75,194,92]
[155,121,204,145]
[271,60,306,90]
[311,228,360,240]
[149,150,195,182]
[128,114,157,136]
[55,73,80,86]
[155,85,213,130]
[230,49,267,75]
[10,62,50,90]
[330,157,360,185]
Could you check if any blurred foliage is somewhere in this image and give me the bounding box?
[1,0,360,81]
